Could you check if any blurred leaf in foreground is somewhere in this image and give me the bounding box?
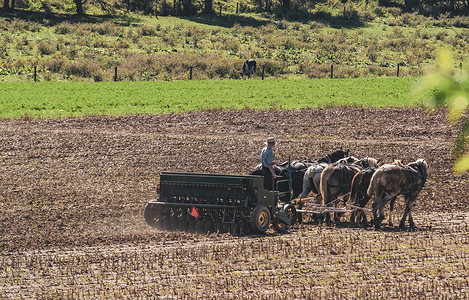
[417,49,469,174]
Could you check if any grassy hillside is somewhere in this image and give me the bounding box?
[0,77,421,118]
[0,5,469,82]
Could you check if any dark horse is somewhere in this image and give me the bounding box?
[348,167,377,225]
[319,157,379,224]
[367,159,428,230]
[250,149,349,199]
[242,59,256,77]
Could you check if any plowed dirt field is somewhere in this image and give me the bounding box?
[1,107,468,299]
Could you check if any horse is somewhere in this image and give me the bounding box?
[299,162,329,199]
[250,160,313,198]
[319,157,379,224]
[242,59,256,77]
[348,167,379,225]
[367,159,428,230]
[349,160,406,225]
[250,149,350,199]
[297,150,352,199]
[317,149,350,164]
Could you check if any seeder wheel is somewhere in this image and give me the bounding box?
[250,205,271,234]
[273,205,296,233]
[144,203,163,229]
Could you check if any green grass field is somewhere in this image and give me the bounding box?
[0,77,422,119]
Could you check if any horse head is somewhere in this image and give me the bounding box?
[336,156,360,165]
[412,159,428,184]
[357,157,379,169]
[317,149,350,164]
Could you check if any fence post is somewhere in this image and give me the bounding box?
[397,64,400,77]
[262,66,265,80]
[114,67,118,82]
[330,64,333,79]
[190,66,193,80]
[34,66,37,82]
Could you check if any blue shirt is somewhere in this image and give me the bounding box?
[260,145,274,167]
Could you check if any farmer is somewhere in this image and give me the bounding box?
[260,137,278,190]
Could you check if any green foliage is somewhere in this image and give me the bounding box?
[417,49,469,174]
[0,77,419,119]
[1,6,469,82]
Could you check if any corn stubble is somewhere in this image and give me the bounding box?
[0,108,468,298]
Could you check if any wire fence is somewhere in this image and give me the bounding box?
[1,62,459,82]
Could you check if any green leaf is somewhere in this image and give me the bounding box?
[454,152,469,175]
[448,94,468,123]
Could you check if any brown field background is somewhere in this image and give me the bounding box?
[0,107,468,298]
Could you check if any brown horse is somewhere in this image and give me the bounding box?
[367,159,428,230]
[319,157,379,223]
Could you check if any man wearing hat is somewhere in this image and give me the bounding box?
[260,137,278,190]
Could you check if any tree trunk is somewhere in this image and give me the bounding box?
[203,0,213,14]
[10,0,14,10]
[74,0,84,15]
[282,0,290,15]
[182,0,191,15]
[3,0,10,10]
[405,0,420,12]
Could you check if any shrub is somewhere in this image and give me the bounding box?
[0,41,8,59]
[37,40,57,55]
[92,22,120,36]
[435,31,448,41]
[54,22,74,35]
[452,16,469,28]
[358,10,376,22]
[40,59,64,73]
[308,20,324,29]
[63,59,101,78]
[302,63,330,78]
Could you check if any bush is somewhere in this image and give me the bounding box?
[358,10,376,22]
[452,16,469,28]
[54,22,74,35]
[40,58,64,73]
[63,59,101,79]
[37,40,57,55]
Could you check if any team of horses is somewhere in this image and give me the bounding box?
[250,150,428,230]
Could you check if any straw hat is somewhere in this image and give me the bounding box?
[266,137,276,144]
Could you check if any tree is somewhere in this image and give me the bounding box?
[73,0,114,16]
[404,0,420,11]
[74,0,86,15]
[282,0,290,14]
[417,49,469,174]
[203,0,213,14]
[181,0,191,15]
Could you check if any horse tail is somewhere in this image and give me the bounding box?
[319,165,334,206]
[349,171,362,204]
[367,168,383,197]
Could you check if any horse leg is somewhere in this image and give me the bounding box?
[353,195,370,224]
[378,206,385,226]
[372,193,385,229]
[408,211,415,230]
[388,196,397,227]
[399,194,417,230]
[350,211,356,223]
[407,195,418,230]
